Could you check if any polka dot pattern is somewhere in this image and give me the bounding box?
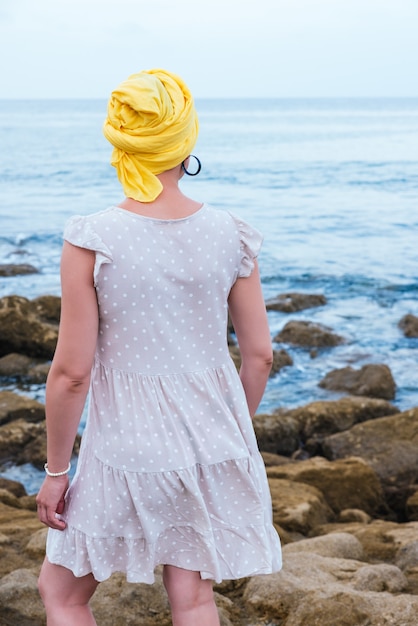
[46,204,282,583]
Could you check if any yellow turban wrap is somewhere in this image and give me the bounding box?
[103,68,199,202]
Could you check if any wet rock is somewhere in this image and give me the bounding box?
[0,353,50,384]
[0,391,45,426]
[319,363,396,400]
[0,477,27,497]
[399,313,418,338]
[274,320,345,348]
[289,396,398,448]
[267,456,386,517]
[31,295,61,324]
[0,418,46,466]
[253,412,301,456]
[322,407,418,518]
[265,292,327,313]
[0,295,59,359]
[0,264,39,277]
[229,345,293,376]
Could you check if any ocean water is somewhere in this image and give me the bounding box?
[1,98,418,491]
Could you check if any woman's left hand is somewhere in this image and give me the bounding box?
[36,476,69,530]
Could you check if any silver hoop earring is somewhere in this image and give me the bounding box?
[181,155,201,176]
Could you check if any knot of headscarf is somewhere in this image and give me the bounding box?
[103,69,199,202]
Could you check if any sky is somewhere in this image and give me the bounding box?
[1,0,417,99]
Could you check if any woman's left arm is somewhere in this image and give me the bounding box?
[36,241,98,530]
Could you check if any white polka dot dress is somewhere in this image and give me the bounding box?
[46,204,282,583]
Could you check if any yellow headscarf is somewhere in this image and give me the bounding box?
[103,68,199,202]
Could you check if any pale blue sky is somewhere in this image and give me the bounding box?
[1,0,417,98]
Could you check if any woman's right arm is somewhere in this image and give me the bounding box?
[36,241,98,530]
[228,259,273,417]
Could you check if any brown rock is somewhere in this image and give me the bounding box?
[322,408,418,518]
[406,489,418,521]
[0,353,50,384]
[274,320,344,348]
[399,313,418,338]
[0,391,45,426]
[0,295,58,359]
[268,477,334,535]
[319,363,396,400]
[0,477,27,497]
[0,418,46,466]
[31,295,61,324]
[0,264,39,277]
[229,345,292,376]
[266,292,327,313]
[253,412,301,456]
[267,456,386,517]
[0,568,46,625]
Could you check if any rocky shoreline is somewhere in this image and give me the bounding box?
[0,291,418,625]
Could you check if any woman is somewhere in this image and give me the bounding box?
[36,68,282,626]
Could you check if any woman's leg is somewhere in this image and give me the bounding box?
[38,558,99,626]
[163,565,220,626]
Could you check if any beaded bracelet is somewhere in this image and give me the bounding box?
[44,462,71,477]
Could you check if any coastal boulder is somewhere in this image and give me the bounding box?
[266,456,386,517]
[253,411,301,456]
[0,264,39,277]
[274,320,344,348]
[288,396,398,447]
[229,345,292,376]
[265,292,327,313]
[322,407,418,517]
[0,391,45,426]
[399,313,418,338]
[242,550,418,626]
[0,295,59,359]
[268,478,334,535]
[0,353,50,384]
[319,364,396,400]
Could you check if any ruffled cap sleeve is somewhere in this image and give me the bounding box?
[63,215,113,284]
[229,213,263,278]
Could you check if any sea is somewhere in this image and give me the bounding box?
[1,97,418,493]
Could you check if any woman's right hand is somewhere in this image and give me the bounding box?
[36,475,69,531]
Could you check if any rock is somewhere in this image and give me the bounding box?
[282,531,364,560]
[406,489,418,521]
[322,407,418,518]
[399,313,418,338]
[0,295,59,359]
[267,456,386,517]
[338,509,372,524]
[352,563,407,592]
[291,396,398,445]
[274,320,345,348]
[0,264,39,277]
[253,412,301,456]
[0,391,45,426]
[0,418,46,466]
[243,551,418,626]
[0,568,45,625]
[0,353,50,384]
[319,363,396,400]
[229,345,292,376]
[25,527,48,559]
[268,478,334,535]
[0,477,27,497]
[265,292,327,313]
[31,295,61,324]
